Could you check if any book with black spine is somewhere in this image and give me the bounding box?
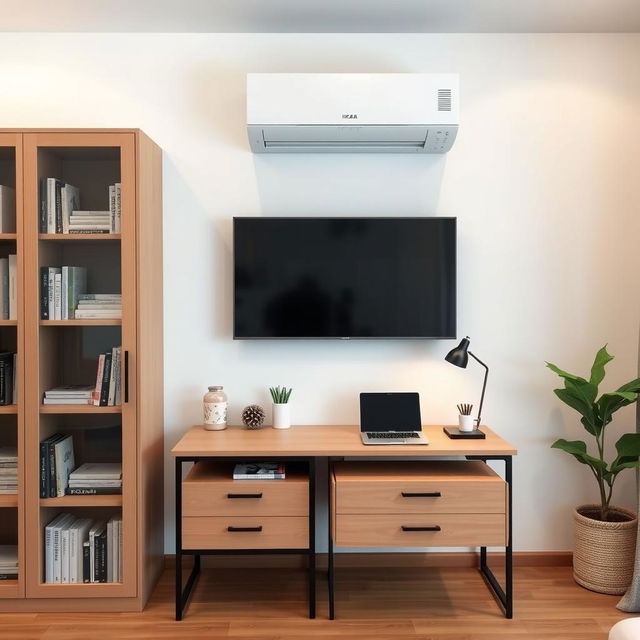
[99,352,112,407]
[39,177,47,233]
[66,487,122,496]
[40,266,49,319]
[82,540,90,583]
[55,179,63,234]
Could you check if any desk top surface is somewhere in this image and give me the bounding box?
[171,425,517,457]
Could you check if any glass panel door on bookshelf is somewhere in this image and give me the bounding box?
[23,133,136,598]
[0,133,23,599]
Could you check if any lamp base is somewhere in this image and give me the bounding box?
[443,426,486,439]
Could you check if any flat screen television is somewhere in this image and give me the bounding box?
[233,217,456,339]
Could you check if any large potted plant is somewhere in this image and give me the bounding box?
[547,346,640,594]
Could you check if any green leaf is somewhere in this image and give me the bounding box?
[589,345,613,391]
[554,384,599,435]
[546,361,588,385]
[617,377,640,394]
[551,438,607,474]
[610,433,640,475]
[597,391,638,427]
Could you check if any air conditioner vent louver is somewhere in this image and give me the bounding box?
[438,89,452,111]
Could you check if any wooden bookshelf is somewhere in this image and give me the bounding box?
[40,495,122,508]
[0,129,164,612]
[0,405,18,414]
[40,319,122,327]
[0,494,18,507]
[40,404,122,414]
[39,233,121,241]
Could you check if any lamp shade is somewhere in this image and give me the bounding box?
[445,336,471,368]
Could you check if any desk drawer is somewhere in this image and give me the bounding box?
[182,516,308,550]
[335,513,507,547]
[334,461,506,515]
[183,462,308,517]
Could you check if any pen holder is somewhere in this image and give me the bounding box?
[458,414,475,432]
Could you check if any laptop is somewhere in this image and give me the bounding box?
[360,392,428,445]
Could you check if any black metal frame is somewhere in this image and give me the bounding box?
[327,455,513,620]
[175,455,316,621]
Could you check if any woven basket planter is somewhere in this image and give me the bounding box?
[573,504,637,595]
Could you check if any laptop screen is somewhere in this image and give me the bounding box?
[359,392,422,432]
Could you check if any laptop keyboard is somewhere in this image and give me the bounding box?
[368,432,420,439]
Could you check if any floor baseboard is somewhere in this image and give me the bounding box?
[165,551,571,569]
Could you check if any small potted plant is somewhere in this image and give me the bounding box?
[270,386,292,430]
[547,345,640,594]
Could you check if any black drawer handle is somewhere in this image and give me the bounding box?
[227,526,263,532]
[227,493,263,499]
[401,491,442,498]
[401,525,441,532]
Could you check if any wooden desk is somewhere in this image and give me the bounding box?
[171,425,517,620]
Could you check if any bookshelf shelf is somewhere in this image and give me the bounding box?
[39,233,121,242]
[0,581,19,598]
[0,494,18,507]
[0,128,164,612]
[40,319,122,327]
[40,404,121,414]
[40,495,122,508]
[0,405,17,414]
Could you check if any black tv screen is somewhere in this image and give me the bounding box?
[233,217,456,339]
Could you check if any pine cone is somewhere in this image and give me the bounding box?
[241,404,266,430]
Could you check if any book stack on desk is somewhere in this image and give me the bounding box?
[233,462,286,480]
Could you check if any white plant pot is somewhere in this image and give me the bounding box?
[458,414,475,432]
[272,403,291,429]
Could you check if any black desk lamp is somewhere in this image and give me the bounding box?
[445,336,489,429]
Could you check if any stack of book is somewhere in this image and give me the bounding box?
[39,434,75,498]
[0,545,17,580]
[0,446,17,494]
[68,462,122,495]
[0,185,16,233]
[233,462,286,480]
[43,385,94,406]
[44,513,122,583]
[0,255,17,320]
[0,351,16,406]
[93,346,122,406]
[40,179,121,234]
[40,266,88,320]
[40,178,80,234]
[68,210,110,234]
[75,293,122,320]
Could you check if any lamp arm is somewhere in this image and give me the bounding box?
[468,351,489,427]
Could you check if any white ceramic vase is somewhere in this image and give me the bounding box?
[458,414,475,432]
[272,403,291,429]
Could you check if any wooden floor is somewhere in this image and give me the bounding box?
[0,565,636,639]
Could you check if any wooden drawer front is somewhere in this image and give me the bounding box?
[182,516,308,550]
[335,514,507,547]
[336,480,505,515]
[183,480,308,517]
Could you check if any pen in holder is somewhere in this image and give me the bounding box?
[457,403,475,432]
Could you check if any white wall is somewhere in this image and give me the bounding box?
[1,32,639,553]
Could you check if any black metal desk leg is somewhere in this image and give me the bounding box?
[470,455,514,619]
[328,457,335,620]
[505,455,513,618]
[175,457,183,621]
[308,457,316,619]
